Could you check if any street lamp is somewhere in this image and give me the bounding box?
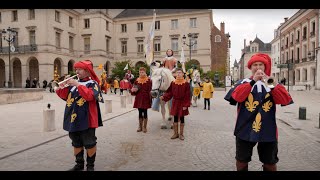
[2,27,17,88]
[182,33,198,62]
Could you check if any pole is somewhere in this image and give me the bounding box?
[189,37,192,61]
[287,60,289,92]
[8,37,12,88]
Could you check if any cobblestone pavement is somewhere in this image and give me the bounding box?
[0,90,319,171]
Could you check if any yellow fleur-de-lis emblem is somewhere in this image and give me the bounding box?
[94,84,99,92]
[71,113,77,123]
[252,112,262,132]
[66,93,74,107]
[245,93,259,112]
[262,93,273,112]
[76,98,85,106]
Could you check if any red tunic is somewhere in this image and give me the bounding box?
[163,79,191,117]
[131,77,152,109]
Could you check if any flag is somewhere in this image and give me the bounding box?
[123,63,129,71]
[98,64,103,70]
[145,9,156,66]
[180,46,186,73]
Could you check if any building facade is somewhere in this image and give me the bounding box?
[231,59,239,82]
[239,37,271,79]
[0,9,213,88]
[210,22,230,80]
[278,9,319,90]
[270,26,281,82]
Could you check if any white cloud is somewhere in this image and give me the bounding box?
[212,9,299,67]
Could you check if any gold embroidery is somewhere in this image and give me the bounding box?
[174,77,186,85]
[76,98,85,106]
[262,93,273,112]
[252,112,262,132]
[245,93,259,112]
[94,84,99,91]
[66,93,74,107]
[136,76,149,84]
[71,113,77,123]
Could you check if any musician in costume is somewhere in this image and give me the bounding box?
[56,60,104,171]
[160,68,191,140]
[130,67,152,133]
[224,53,293,171]
[99,71,107,94]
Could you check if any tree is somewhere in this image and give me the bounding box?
[185,59,203,74]
[111,60,134,80]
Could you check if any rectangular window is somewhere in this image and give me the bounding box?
[0,12,2,23]
[29,30,36,45]
[121,24,127,33]
[69,17,73,27]
[106,21,109,31]
[121,41,127,54]
[137,40,144,53]
[312,21,315,33]
[137,22,143,31]
[0,34,2,48]
[154,39,161,52]
[69,36,74,52]
[29,9,35,20]
[171,19,178,29]
[106,37,110,52]
[55,32,61,49]
[303,26,307,39]
[297,30,300,41]
[171,38,178,51]
[13,31,18,47]
[190,18,197,28]
[155,21,160,30]
[84,19,90,28]
[297,47,300,60]
[84,37,90,54]
[55,11,60,22]
[12,10,18,22]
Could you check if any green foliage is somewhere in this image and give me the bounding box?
[69,71,76,76]
[111,60,133,80]
[111,60,151,80]
[185,59,203,74]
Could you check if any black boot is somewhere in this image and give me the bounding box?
[86,153,96,171]
[69,150,84,171]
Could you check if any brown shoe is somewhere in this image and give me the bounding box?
[179,123,185,140]
[171,123,179,139]
[142,118,148,133]
[137,118,143,132]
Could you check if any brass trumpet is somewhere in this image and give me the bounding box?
[52,74,79,90]
[263,77,275,89]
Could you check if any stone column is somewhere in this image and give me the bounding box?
[43,109,56,132]
[105,99,112,113]
[120,95,126,108]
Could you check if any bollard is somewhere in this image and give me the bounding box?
[298,107,306,120]
[105,99,112,113]
[126,91,132,104]
[120,95,126,108]
[43,109,56,132]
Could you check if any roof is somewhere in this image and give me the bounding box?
[114,9,209,19]
[233,59,239,67]
[245,36,271,52]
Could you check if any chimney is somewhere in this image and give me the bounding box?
[220,22,225,34]
[284,17,288,22]
[244,39,246,48]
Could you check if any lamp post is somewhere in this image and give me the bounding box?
[2,27,16,88]
[182,33,198,62]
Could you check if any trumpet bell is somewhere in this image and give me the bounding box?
[265,77,275,89]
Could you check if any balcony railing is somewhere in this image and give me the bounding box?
[302,36,307,41]
[0,45,38,54]
[295,59,300,64]
[301,58,307,62]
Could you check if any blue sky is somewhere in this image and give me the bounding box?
[212,9,299,67]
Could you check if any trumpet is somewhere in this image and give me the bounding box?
[262,77,276,89]
[52,75,78,90]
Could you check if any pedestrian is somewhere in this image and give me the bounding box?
[43,80,48,89]
[55,60,104,171]
[130,67,152,133]
[199,77,214,110]
[224,53,293,171]
[113,77,119,94]
[160,68,191,140]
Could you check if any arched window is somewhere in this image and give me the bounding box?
[215,35,221,42]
